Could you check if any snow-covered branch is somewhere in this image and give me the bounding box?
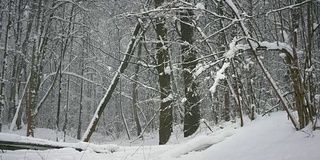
[224,0,299,130]
[266,0,311,15]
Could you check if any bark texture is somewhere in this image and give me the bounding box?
[155,0,173,144]
[180,1,200,137]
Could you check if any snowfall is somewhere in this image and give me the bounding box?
[1,111,320,160]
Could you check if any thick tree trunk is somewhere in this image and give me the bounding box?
[180,0,200,137]
[154,0,173,144]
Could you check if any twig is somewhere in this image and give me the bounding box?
[202,119,213,133]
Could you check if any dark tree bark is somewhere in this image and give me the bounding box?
[27,0,44,137]
[155,0,173,144]
[27,0,54,137]
[287,0,315,129]
[223,79,230,121]
[180,1,200,137]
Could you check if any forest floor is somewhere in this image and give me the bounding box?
[1,111,320,160]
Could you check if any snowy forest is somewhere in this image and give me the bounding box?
[0,0,320,159]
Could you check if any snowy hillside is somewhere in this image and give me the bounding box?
[1,112,319,160]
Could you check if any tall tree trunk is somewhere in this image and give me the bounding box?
[245,0,257,120]
[56,60,63,136]
[180,0,200,137]
[288,0,313,129]
[154,0,173,144]
[26,0,41,137]
[13,0,33,130]
[0,0,3,42]
[77,54,84,140]
[0,0,12,132]
[26,0,53,136]
[8,0,23,124]
[217,0,231,123]
[132,39,142,137]
[231,61,244,127]
[305,2,316,121]
[62,3,75,142]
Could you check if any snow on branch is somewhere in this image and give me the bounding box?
[256,41,293,57]
[266,0,311,15]
[209,62,230,94]
[230,39,293,58]
[205,35,293,95]
[224,0,299,130]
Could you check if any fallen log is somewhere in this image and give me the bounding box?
[0,133,119,153]
[0,139,81,151]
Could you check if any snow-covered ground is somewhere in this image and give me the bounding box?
[1,112,320,160]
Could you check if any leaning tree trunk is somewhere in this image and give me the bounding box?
[81,23,142,142]
[155,0,174,144]
[180,0,200,137]
[224,0,299,130]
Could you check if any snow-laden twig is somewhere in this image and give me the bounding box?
[209,62,230,94]
[266,0,311,15]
